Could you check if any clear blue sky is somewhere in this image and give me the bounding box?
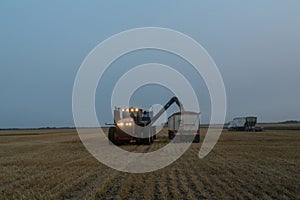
[0,1,299,128]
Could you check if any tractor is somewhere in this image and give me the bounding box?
[107,96,183,145]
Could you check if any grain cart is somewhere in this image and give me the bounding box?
[168,111,200,143]
[228,116,262,131]
[107,96,184,145]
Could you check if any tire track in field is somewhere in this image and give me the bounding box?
[142,173,156,199]
[2,156,90,192]
[189,161,231,198]
[39,158,100,198]
[122,144,164,199]
[196,146,254,198]
[191,145,247,198]
[184,145,207,198]
[118,174,137,199]
[156,169,170,199]
[213,174,248,199]
[173,168,197,199]
[95,172,129,199]
[92,144,145,199]
[218,165,259,199]
[221,159,277,198]
[178,158,207,199]
[185,143,233,199]
[62,166,117,199]
[143,144,164,200]
[169,161,200,200]
[191,143,279,199]
[200,146,285,199]
[123,174,148,199]
[164,170,176,199]
[96,148,154,199]
[183,146,220,199]
[153,178,163,200]
[66,144,141,199]
[186,170,219,199]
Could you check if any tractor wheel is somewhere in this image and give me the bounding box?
[193,134,200,143]
[136,137,142,145]
[168,131,174,139]
[143,137,151,145]
[108,127,116,145]
[150,136,154,143]
[152,127,157,140]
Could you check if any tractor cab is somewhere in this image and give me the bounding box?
[121,107,142,125]
[115,107,152,126]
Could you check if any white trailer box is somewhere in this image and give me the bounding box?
[168,111,200,143]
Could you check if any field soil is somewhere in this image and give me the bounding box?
[0,128,299,199]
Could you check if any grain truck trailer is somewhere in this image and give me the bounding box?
[228,116,262,131]
[168,111,200,143]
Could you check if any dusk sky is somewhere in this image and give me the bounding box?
[1,1,299,128]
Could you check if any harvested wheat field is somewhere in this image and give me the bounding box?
[0,128,299,199]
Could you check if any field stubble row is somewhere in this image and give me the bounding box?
[0,128,299,199]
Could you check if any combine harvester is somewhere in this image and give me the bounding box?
[107,96,200,145]
[228,116,262,132]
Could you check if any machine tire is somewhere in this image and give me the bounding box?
[136,137,142,145]
[152,127,157,140]
[193,134,200,143]
[143,137,151,145]
[108,127,116,145]
[168,131,175,139]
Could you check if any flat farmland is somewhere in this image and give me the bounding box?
[0,128,299,199]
